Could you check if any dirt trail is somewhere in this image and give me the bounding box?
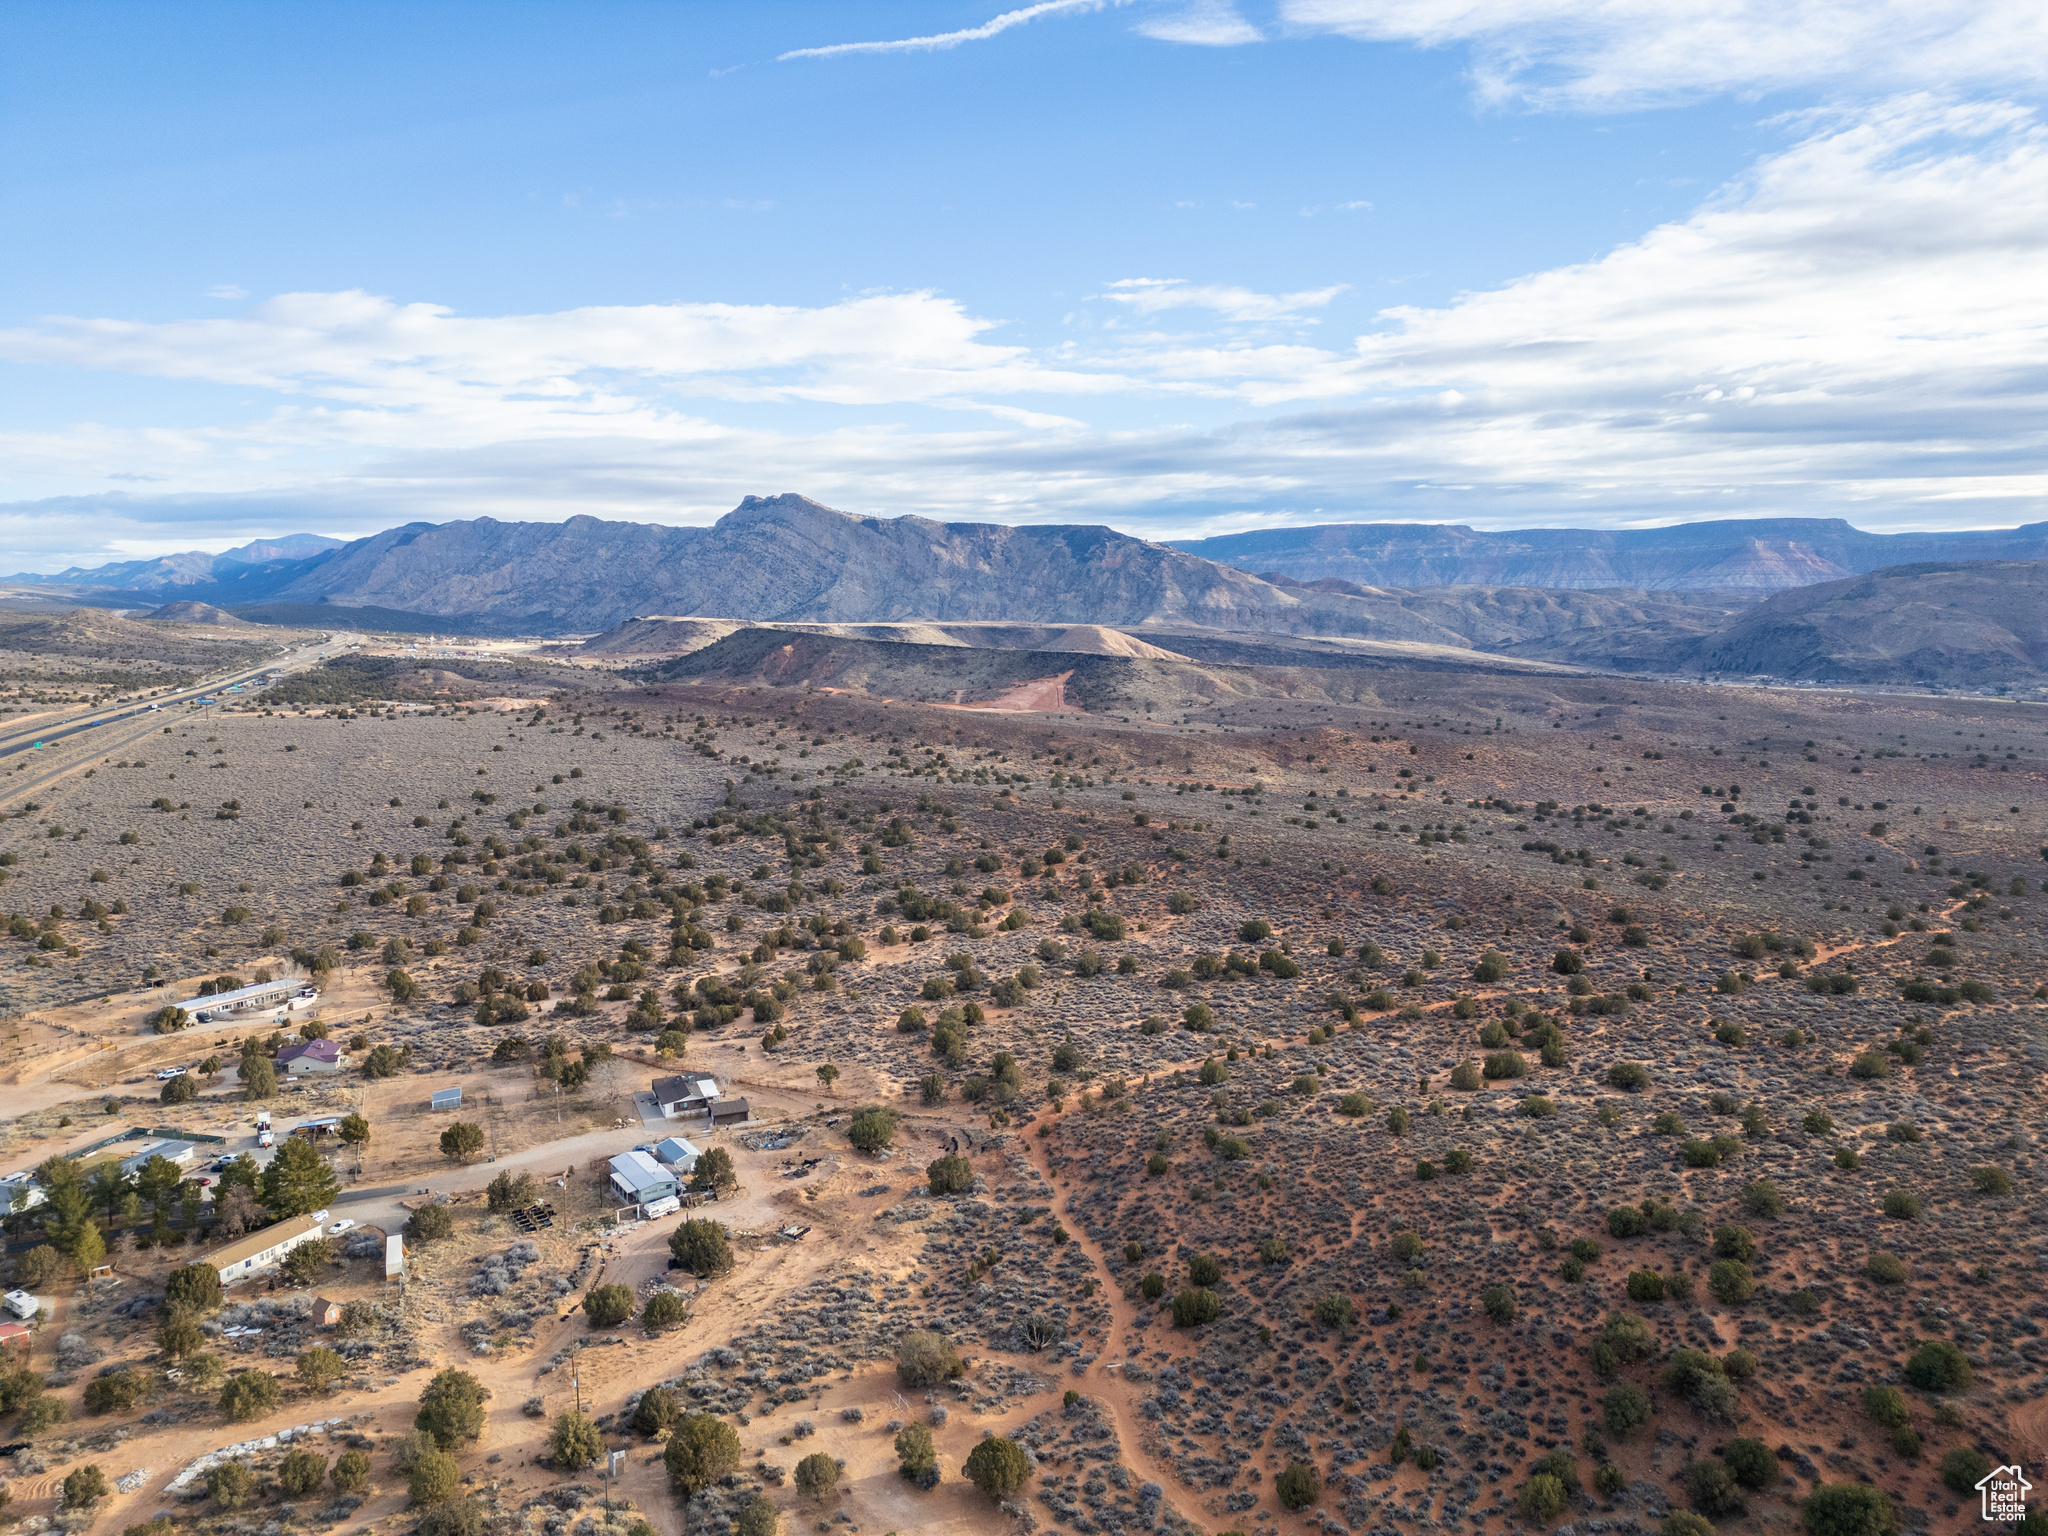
[1017,1113,1194,1506]
[2011,1393,2048,1468]
[937,671,1084,715]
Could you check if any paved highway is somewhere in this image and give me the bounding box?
[0,629,362,763]
[0,629,361,806]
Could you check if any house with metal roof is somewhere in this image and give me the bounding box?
[177,978,319,1019]
[607,1150,678,1207]
[650,1073,720,1118]
[118,1139,201,1178]
[205,1211,330,1285]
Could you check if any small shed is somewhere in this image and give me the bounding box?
[653,1136,701,1171]
[310,1296,344,1328]
[0,1322,30,1352]
[708,1097,751,1128]
[430,1087,463,1111]
[385,1235,406,1285]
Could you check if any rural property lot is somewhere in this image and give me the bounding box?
[0,645,2039,1536]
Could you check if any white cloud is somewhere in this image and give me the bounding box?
[778,0,1121,62]
[205,284,246,300]
[1098,277,1350,321]
[5,96,2048,567]
[1135,1,1262,45]
[1280,0,2048,108]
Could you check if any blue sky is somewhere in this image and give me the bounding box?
[3,0,2045,569]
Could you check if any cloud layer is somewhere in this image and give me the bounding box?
[1284,0,2048,107]
[5,96,2046,567]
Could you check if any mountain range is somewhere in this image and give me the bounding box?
[10,497,2048,684]
[16,531,345,591]
[1172,519,2048,592]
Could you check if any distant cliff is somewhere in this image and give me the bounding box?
[1173,519,2048,593]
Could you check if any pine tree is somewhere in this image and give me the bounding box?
[261,1138,340,1218]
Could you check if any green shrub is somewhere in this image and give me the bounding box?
[1275,1461,1319,1511]
[963,1438,1031,1503]
[669,1219,734,1278]
[1707,1260,1754,1304]
[1517,1473,1568,1522]
[220,1369,281,1423]
[1970,1165,2013,1195]
[1940,1447,1992,1497]
[794,1452,841,1500]
[1172,1288,1221,1327]
[1626,1269,1666,1302]
[1800,1483,1896,1536]
[1741,1180,1787,1218]
[1608,1205,1647,1238]
[1480,1285,1516,1323]
[581,1284,634,1328]
[1882,1188,1920,1220]
[896,1330,963,1388]
[414,1368,489,1449]
[846,1105,899,1151]
[1903,1339,1971,1392]
[895,1422,937,1479]
[1314,1292,1355,1329]
[1685,1459,1745,1519]
[1603,1381,1652,1436]
[1724,1438,1774,1490]
[1482,1051,1527,1080]
[1607,1061,1649,1091]
[1863,1252,1905,1285]
[1712,1225,1755,1261]
[1664,1349,1740,1424]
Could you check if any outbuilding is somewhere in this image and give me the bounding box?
[652,1136,701,1172]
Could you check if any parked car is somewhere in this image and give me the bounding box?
[154,1066,188,1081]
[327,1218,356,1235]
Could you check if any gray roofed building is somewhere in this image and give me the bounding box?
[607,1150,679,1207]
